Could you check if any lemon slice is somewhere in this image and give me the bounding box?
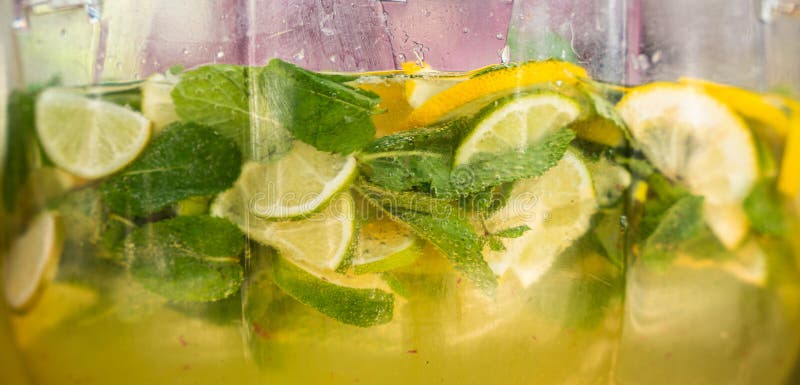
[617,83,758,206]
[4,211,64,311]
[483,150,597,286]
[778,101,800,197]
[141,73,180,133]
[35,89,151,179]
[352,216,423,274]
[408,60,587,126]
[454,92,581,166]
[233,142,357,220]
[402,62,465,109]
[212,188,355,272]
[678,77,791,137]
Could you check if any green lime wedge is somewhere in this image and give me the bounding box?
[233,142,357,220]
[454,92,580,166]
[36,89,151,179]
[211,188,356,272]
[353,216,423,274]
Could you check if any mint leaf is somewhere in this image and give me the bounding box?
[359,120,467,197]
[100,122,242,217]
[260,59,379,154]
[271,253,394,327]
[171,64,293,161]
[172,64,250,136]
[487,237,506,252]
[2,82,54,211]
[125,216,245,302]
[641,195,705,263]
[357,183,497,292]
[451,128,575,194]
[3,90,37,211]
[493,225,531,238]
[743,179,787,236]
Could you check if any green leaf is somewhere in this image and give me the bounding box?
[641,195,705,263]
[260,59,379,154]
[172,64,250,136]
[359,120,467,197]
[451,128,575,194]
[2,85,46,211]
[125,215,245,302]
[171,64,293,161]
[271,253,394,327]
[487,237,506,252]
[100,122,242,217]
[357,183,497,292]
[743,179,787,236]
[493,225,531,238]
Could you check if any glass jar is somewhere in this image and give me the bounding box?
[1,1,798,385]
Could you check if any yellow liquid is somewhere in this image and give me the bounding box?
[6,72,800,385]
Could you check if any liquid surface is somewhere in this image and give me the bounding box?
[2,59,800,385]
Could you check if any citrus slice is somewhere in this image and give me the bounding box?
[483,150,597,286]
[703,203,750,250]
[4,211,64,311]
[408,60,587,126]
[35,89,151,179]
[678,77,791,137]
[233,141,357,219]
[617,83,758,206]
[271,254,394,327]
[402,62,465,109]
[353,216,423,274]
[211,189,355,272]
[454,92,581,166]
[778,101,800,197]
[141,73,180,133]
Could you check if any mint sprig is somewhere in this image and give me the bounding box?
[356,182,498,292]
[451,128,575,194]
[260,59,380,154]
[100,122,242,217]
[125,215,245,302]
[170,64,293,161]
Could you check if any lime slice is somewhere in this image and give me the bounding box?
[409,60,587,126]
[141,73,180,133]
[353,216,423,274]
[212,189,355,272]
[617,83,758,206]
[36,89,152,179]
[483,150,597,286]
[454,92,580,166]
[4,211,64,311]
[234,141,357,219]
[271,254,394,327]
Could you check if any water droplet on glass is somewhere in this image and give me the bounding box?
[498,45,510,64]
[397,53,407,62]
[216,51,225,59]
[293,49,306,61]
[555,80,564,87]
[329,55,337,63]
[182,48,189,55]
[496,33,504,40]
[321,27,335,36]
[635,54,651,71]
[462,27,470,34]
[60,29,67,37]
[651,50,663,64]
